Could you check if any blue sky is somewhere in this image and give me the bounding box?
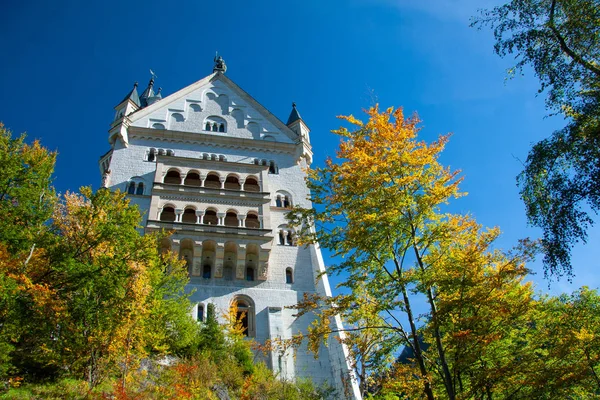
[1,0,598,295]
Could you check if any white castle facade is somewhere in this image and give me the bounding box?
[99,58,361,399]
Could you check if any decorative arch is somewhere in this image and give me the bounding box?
[224,173,241,190]
[189,103,201,112]
[203,208,219,225]
[224,209,239,227]
[164,169,182,185]
[275,190,293,208]
[182,206,197,223]
[245,211,260,229]
[204,116,227,133]
[245,175,260,192]
[160,204,176,222]
[286,267,294,284]
[152,123,165,129]
[179,239,194,276]
[204,172,221,189]
[277,224,296,246]
[171,113,184,122]
[184,170,202,186]
[201,240,217,279]
[127,177,145,195]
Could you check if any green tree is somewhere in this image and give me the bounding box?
[473,0,600,278]
[289,106,542,399]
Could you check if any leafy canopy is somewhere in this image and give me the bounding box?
[473,0,600,278]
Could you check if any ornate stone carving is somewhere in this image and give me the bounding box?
[258,262,268,280]
[192,261,201,276]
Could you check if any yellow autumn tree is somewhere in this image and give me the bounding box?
[289,106,542,399]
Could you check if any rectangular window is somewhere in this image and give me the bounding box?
[197,305,204,322]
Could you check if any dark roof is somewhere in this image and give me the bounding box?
[119,82,140,107]
[286,102,302,125]
[139,77,155,107]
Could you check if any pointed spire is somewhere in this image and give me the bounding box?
[286,102,302,125]
[139,76,155,107]
[119,81,140,107]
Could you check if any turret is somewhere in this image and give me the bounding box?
[287,103,313,164]
[109,81,141,146]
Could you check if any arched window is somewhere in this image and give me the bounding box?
[184,172,202,186]
[164,170,181,184]
[147,148,156,162]
[245,177,259,192]
[286,268,293,284]
[219,155,226,161]
[202,153,209,160]
[283,196,291,208]
[246,267,255,281]
[204,209,218,225]
[127,182,136,194]
[245,213,260,229]
[269,160,278,174]
[219,123,225,132]
[204,173,221,189]
[212,124,218,132]
[197,304,204,321]
[224,211,238,227]
[160,206,176,222]
[182,208,196,223]
[203,264,212,279]
[223,264,234,281]
[205,122,211,131]
[166,150,174,156]
[135,182,144,195]
[201,240,215,279]
[275,195,283,208]
[224,175,241,190]
[287,232,294,246]
[231,296,255,337]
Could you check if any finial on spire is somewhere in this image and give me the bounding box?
[286,102,302,125]
[213,52,227,73]
[134,81,138,89]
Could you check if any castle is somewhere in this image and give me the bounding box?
[99,56,361,399]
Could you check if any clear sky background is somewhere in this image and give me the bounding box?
[1,0,598,295]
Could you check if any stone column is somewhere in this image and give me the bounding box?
[239,178,246,191]
[214,243,225,278]
[219,177,226,189]
[191,241,203,276]
[195,210,205,224]
[217,212,226,226]
[258,215,264,229]
[236,245,246,280]
[200,173,206,187]
[180,174,185,185]
[238,215,246,228]
[175,208,184,222]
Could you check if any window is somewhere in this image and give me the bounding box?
[135,182,144,195]
[205,122,211,131]
[184,172,202,187]
[246,267,255,281]
[279,231,285,245]
[127,182,136,194]
[224,211,238,227]
[197,304,204,322]
[160,206,176,222]
[286,232,294,246]
[275,196,283,208]
[219,123,225,132]
[164,170,181,184]
[269,160,278,174]
[286,268,293,284]
[231,296,255,337]
[245,213,260,229]
[224,175,241,190]
[147,148,156,162]
[182,208,196,223]
[204,209,218,225]
[203,264,211,279]
[245,177,260,192]
[204,173,220,189]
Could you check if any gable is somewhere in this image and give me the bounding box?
[129,74,297,144]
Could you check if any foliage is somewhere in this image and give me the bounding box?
[0,126,326,398]
[288,106,600,399]
[473,0,600,278]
